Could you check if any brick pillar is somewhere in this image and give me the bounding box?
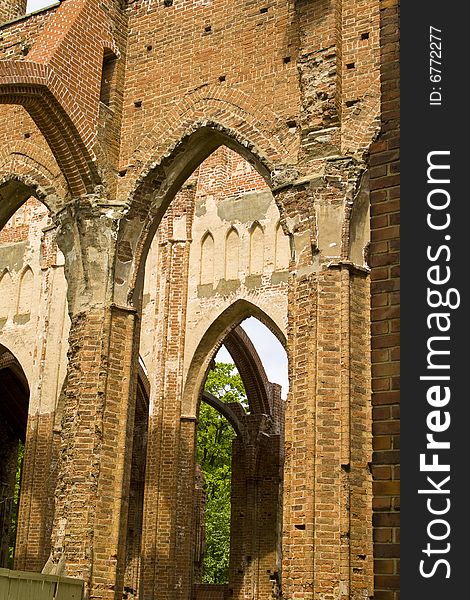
[14,413,58,572]
[123,382,149,598]
[276,181,373,600]
[229,415,282,600]
[140,201,195,600]
[46,200,140,600]
[369,1,400,597]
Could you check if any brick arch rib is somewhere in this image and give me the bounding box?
[0,63,101,197]
[224,325,272,417]
[182,298,285,419]
[201,390,244,438]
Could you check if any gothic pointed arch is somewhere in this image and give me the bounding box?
[200,231,215,286]
[0,344,29,568]
[182,298,286,418]
[0,269,13,322]
[225,226,240,281]
[16,266,34,317]
[115,122,289,308]
[249,221,264,275]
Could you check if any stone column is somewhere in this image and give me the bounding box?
[46,198,140,600]
[229,394,284,600]
[275,169,373,600]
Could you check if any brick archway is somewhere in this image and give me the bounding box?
[191,319,285,600]
[0,159,67,229]
[182,299,285,420]
[115,121,293,308]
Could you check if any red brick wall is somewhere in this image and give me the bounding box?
[193,584,227,600]
[369,1,400,599]
[0,197,48,244]
[0,1,390,598]
[0,0,27,27]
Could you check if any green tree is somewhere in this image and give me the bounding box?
[197,362,247,584]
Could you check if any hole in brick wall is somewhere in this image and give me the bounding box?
[100,50,117,107]
[287,120,297,132]
[146,45,153,52]
[163,0,173,6]
[345,99,359,108]
[283,56,291,64]
[346,62,355,70]
[204,25,212,33]
[353,567,363,573]
[341,463,351,472]
[219,75,226,82]
[260,7,269,13]
[24,132,30,139]
[134,100,142,108]
[361,32,370,40]
[118,169,127,177]
[295,524,306,530]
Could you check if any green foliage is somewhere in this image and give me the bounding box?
[197,362,247,584]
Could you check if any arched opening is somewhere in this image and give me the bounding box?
[100,49,118,108]
[0,344,29,568]
[130,133,290,600]
[191,313,287,600]
[0,177,70,572]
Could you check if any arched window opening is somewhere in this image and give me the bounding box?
[192,315,287,599]
[0,188,69,572]
[136,141,285,600]
[0,345,29,569]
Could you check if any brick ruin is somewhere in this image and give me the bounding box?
[0,1,399,600]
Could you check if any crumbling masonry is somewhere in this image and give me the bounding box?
[0,1,399,600]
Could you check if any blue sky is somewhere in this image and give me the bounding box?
[26,0,54,12]
[217,317,288,399]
